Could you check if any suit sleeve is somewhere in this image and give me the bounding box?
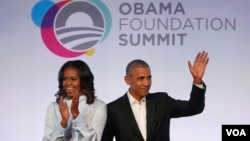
[170,83,206,118]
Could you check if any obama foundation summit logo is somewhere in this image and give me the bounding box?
[31,0,112,58]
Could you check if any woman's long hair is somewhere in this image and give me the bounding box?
[55,60,95,104]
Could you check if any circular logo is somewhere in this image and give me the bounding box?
[31,0,112,58]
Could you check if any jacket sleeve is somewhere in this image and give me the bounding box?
[42,103,65,141]
[72,101,107,141]
[170,83,206,118]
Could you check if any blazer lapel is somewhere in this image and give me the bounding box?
[121,94,145,141]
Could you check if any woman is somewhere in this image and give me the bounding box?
[43,60,107,141]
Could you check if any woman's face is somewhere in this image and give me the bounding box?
[62,67,81,99]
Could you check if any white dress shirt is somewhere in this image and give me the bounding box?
[127,92,147,141]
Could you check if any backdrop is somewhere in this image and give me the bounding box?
[0,0,249,140]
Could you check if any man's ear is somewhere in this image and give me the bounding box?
[124,75,130,85]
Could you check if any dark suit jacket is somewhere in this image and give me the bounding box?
[101,84,206,141]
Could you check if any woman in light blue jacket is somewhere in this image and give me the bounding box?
[43,60,107,141]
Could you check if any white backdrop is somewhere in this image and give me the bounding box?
[0,0,249,141]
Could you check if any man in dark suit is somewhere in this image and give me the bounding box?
[101,51,209,141]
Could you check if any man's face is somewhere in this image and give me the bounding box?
[125,66,152,101]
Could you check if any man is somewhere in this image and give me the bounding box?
[101,51,209,141]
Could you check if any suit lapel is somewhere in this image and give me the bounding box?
[121,94,145,141]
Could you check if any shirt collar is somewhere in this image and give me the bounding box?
[127,91,146,105]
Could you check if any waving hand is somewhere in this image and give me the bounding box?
[188,51,209,84]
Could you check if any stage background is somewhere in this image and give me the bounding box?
[0,0,249,140]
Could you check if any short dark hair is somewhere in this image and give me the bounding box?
[126,59,150,75]
[56,60,95,104]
